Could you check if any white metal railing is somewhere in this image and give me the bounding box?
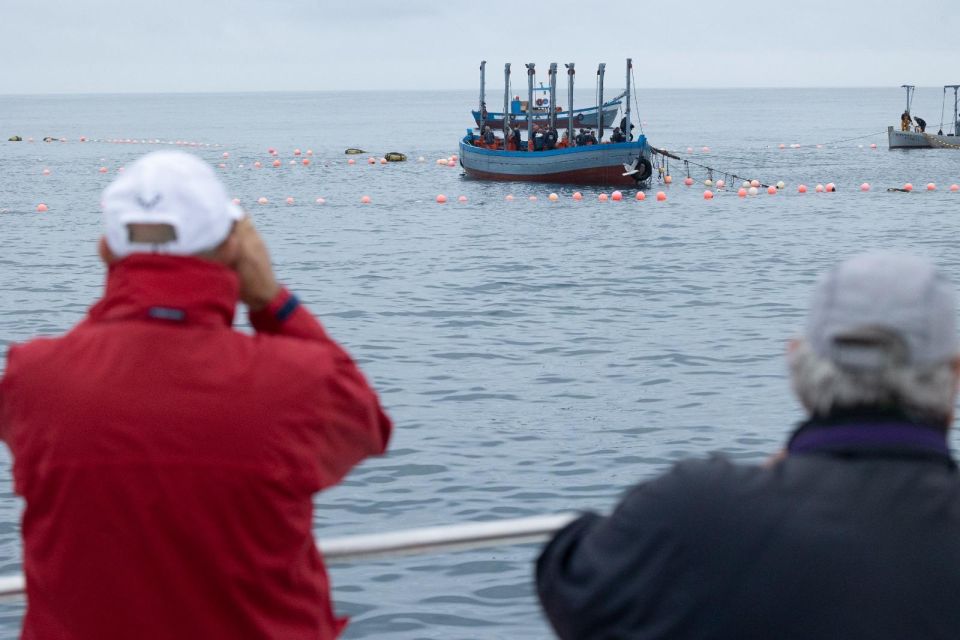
[0,512,577,599]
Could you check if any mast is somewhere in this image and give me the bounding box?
[526,62,535,150]
[901,84,915,115]
[949,85,960,136]
[548,63,558,132]
[623,58,632,141]
[565,63,575,145]
[479,60,486,129]
[596,63,606,140]
[503,63,511,140]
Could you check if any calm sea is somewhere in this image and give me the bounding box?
[1,88,960,638]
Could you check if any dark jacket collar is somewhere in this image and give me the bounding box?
[787,409,955,468]
[87,254,239,328]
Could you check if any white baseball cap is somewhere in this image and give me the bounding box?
[102,151,243,257]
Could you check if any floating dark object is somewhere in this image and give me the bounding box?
[7,135,22,142]
[344,148,366,155]
[384,152,407,162]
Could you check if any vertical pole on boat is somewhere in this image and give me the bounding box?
[901,84,915,115]
[548,63,558,133]
[566,63,575,145]
[623,58,632,142]
[526,63,535,150]
[479,60,487,130]
[503,63,511,141]
[951,85,960,137]
[596,63,606,141]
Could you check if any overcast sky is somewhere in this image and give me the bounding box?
[1,0,958,94]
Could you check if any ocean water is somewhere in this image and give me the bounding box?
[1,87,960,638]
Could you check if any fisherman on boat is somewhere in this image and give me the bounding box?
[538,252,960,640]
[915,116,927,133]
[901,110,913,131]
[545,127,558,150]
[482,125,496,147]
[531,125,546,151]
[610,127,626,143]
[510,126,522,151]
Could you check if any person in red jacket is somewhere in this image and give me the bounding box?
[0,150,393,639]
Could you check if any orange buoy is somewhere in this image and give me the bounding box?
[548,193,559,201]
[767,186,777,195]
[368,157,376,164]
[779,143,786,149]
[294,149,302,156]
[447,160,456,167]
[458,195,468,202]
[798,184,808,193]
[272,159,281,167]
[664,175,673,184]
[36,203,48,212]
[950,184,959,192]
[529,195,537,201]
[683,177,693,186]
[636,191,646,201]
[716,179,725,189]
[904,183,913,191]
[257,197,268,205]
[360,195,371,204]
[704,190,714,200]
[686,147,693,153]
[348,159,356,165]
[750,179,760,188]
[815,184,824,193]
[572,192,583,200]
[98,166,108,173]
[870,143,877,149]
[611,190,623,201]
[598,193,609,202]
[380,158,387,164]
[738,188,747,197]
[701,146,710,152]
[218,163,226,169]
[860,183,870,191]
[656,191,667,201]
[254,161,262,168]
[436,194,447,203]
[826,183,836,192]
[268,147,276,155]
[927,182,936,191]
[506,194,514,201]
[222,152,229,158]
[42,168,50,176]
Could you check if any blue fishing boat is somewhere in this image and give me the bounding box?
[460,60,653,187]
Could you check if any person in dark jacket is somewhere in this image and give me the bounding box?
[537,252,960,640]
[511,126,523,151]
[0,150,393,640]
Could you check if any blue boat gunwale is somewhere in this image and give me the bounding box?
[459,135,648,159]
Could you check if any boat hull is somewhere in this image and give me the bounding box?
[459,136,651,187]
[888,126,960,149]
[473,104,621,131]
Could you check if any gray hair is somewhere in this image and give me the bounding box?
[788,339,957,425]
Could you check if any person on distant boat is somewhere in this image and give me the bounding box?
[584,130,598,145]
[0,151,392,640]
[537,252,960,640]
[511,126,523,151]
[557,131,570,149]
[610,127,626,143]
[901,110,913,132]
[915,116,927,133]
[532,125,546,151]
[482,125,496,147]
[575,129,586,146]
[618,117,636,141]
[545,127,558,150]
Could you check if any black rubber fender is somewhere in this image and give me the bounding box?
[633,157,653,182]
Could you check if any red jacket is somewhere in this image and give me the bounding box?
[0,254,392,639]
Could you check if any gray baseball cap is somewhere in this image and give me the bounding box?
[806,252,958,370]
